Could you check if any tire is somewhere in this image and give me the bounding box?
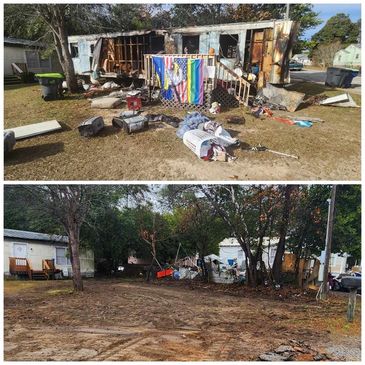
[332,281,341,291]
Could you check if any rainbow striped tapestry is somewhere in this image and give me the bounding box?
[187,59,204,105]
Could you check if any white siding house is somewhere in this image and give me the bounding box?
[218,237,280,270]
[4,37,62,75]
[4,229,94,277]
[333,44,361,69]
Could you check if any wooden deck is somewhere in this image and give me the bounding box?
[9,257,61,280]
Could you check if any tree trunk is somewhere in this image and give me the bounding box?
[56,18,79,93]
[272,185,293,283]
[69,227,84,292]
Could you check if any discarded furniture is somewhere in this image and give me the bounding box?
[319,93,359,108]
[4,120,62,140]
[341,276,361,322]
[4,131,16,153]
[120,115,148,134]
[78,116,105,137]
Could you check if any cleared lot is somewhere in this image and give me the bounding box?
[4,279,361,361]
[4,82,361,181]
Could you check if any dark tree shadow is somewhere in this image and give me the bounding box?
[5,142,64,165]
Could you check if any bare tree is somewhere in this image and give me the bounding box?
[312,41,343,68]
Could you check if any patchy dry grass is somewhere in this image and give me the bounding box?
[4,82,361,181]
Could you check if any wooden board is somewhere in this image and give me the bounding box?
[5,120,62,140]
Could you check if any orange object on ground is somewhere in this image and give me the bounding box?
[270,116,295,126]
[156,268,174,279]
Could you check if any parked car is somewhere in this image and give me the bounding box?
[331,272,361,294]
[289,60,304,71]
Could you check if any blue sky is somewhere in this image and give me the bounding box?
[302,3,361,40]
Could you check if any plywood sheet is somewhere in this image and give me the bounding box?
[5,120,62,140]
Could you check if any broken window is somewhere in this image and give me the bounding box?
[70,43,79,58]
[151,36,165,53]
[219,34,238,58]
[182,35,200,54]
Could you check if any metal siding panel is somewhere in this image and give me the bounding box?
[209,32,220,55]
[79,39,91,73]
[199,33,209,54]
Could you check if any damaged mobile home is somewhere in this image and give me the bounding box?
[69,20,299,111]
[68,19,299,90]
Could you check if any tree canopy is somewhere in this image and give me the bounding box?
[4,184,361,287]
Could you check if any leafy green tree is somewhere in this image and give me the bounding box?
[312,13,360,44]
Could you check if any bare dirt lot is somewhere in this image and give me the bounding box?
[4,279,361,361]
[4,82,361,181]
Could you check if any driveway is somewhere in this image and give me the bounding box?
[290,69,361,94]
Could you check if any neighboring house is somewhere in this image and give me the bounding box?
[218,237,279,270]
[4,229,94,278]
[292,53,311,65]
[333,44,361,69]
[318,251,350,280]
[4,37,62,75]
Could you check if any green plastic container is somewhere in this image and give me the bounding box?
[35,73,65,101]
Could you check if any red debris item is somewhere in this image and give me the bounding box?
[156,269,174,279]
[270,116,295,126]
[127,96,142,111]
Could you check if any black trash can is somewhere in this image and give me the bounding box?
[325,67,358,88]
[35,73,64,101]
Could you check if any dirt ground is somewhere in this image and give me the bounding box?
[4,279,361,361]
[4,82,361,181]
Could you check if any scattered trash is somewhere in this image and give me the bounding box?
[101,81,119,90]
[120,115,149,134]
[261,83,305,112]
[258,340,331,361]
[183,129,217,158]
[4,131,16,153]
[319,93,359,108]
[209,101,221,114]
[245,144,299,159]
[305,94,328,106]
[178,112,239,161]
[251,106,273,118]
[127,96,142,111]
[146,114,181,128]
[226,116,245,124]
[91,97,123,109]
[78,116,104,137]
[4,120,62,140]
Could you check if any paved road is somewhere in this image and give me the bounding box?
[290,69,361,94]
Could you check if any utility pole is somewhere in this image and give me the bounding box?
[320,185,337,300]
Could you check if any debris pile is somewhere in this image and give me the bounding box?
[258,340,332,361]
[176,112,239,162]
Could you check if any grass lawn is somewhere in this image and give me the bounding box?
[4,82,361,181]
[4,279,361,361]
